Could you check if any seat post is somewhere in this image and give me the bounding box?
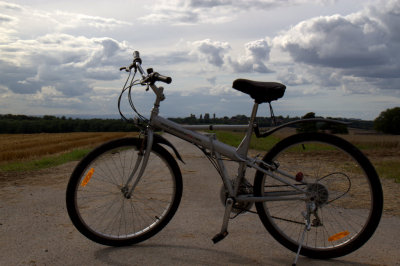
[236,102,258,157]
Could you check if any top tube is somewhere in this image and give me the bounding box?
[182,124,249,131]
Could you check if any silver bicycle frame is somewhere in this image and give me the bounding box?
[124,61,307,201]
[125,84,307,201]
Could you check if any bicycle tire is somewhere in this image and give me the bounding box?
[254,133,383,259]
[66,137,182,246]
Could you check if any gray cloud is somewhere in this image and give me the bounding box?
[145,51,193,66]
[230,39,273,73]
[0,1,23,11]
[0,14,14,23]
[140,0,337,24]
[189,39,230,67]
[0,33,127,96]
[0,1,133,100]
[273,0,400,92]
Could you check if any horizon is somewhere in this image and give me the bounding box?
[1,0,399,120]
[0,112,375,122]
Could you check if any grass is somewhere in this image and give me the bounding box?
[1,131,399,184]
[214,131,281,151]
[0,148,91,172]
[215,130,400,183]
[0,132,137,173]
[0,132,135,162]
[339,134,400,150]
[374,160,400,183]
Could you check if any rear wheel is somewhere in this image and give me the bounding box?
[254,133,383,259]
[66,138,182,246]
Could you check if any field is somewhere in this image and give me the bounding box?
[0,132,137,171]
[1,129,398,179]
[0,130,399,215]
[216,128,400,182]
[220,128,400,216]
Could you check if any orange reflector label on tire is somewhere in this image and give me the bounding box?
[81,168,95,187]
[328,230,350,242]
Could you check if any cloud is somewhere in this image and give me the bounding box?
[272,0,400,92]
[139,0,336,25]
[189,39,231,67]
[0,1,23,11]
[230,39,273,73]
[0,32,128,96]
[53,11,132,30]
[0,14,14,24]
[0,1,131,100]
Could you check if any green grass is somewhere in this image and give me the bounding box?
[213,131,281,151]
[0,148,91,172]
[374,160,400,183]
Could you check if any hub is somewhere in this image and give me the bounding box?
[307,183,329,206]
[121,186,131,199]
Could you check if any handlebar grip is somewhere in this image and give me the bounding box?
[154,73,172,84]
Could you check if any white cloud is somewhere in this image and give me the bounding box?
[139,0,338,25]
[0,0,399,120]
[272,0,400,92]
[53,11,132,31]
[209,84,232,95]
[189,39,231,67]
[0,33,128,96]
[230,38,272,73]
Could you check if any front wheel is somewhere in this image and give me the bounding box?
[254,133,383,259]
[66,137,183,246]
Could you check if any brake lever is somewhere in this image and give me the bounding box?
[119,67,130,72]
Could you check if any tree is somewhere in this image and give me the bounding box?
[296,112,317,133]
[374,107,400,134]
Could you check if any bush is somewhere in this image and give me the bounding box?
[374,107,400,135]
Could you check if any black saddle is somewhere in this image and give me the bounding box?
[232,79,286,103]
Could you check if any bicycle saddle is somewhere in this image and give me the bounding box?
[232,79,286,103]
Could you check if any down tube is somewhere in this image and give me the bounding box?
[152,116,240,160]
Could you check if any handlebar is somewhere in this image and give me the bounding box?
[145,72,172,84]
[120,51,172,85]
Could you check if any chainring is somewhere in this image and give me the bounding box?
[220,178,254,214]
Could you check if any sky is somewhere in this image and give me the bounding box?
[1,0,399,120]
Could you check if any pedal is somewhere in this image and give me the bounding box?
[212,231,228,244]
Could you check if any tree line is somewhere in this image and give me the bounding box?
[373,107,400,135]
[0,114,138,134]
[169,113,374,134]
[0,111,385,134]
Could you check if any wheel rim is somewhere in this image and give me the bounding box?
[260,139,374,252]
[74,145,176,240]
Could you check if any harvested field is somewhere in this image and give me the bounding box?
[0,131,399,216]
[0,132,138,163]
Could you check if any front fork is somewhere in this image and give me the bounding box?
[122,129,154,199]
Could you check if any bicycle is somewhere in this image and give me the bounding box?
[66,51,383,265]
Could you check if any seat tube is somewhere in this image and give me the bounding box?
[234,102,258,194]
[236,102,258,157]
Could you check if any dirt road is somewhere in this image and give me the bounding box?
[1,135,399,265]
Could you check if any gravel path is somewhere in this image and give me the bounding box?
[1,134,399,265]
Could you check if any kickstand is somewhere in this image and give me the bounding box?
[293,203,314,266]
[212,198,234,244]
[292,224,307,266]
